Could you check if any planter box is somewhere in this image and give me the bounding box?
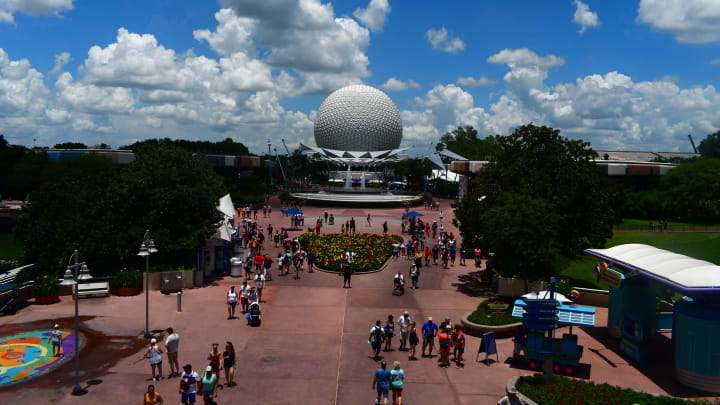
[498,277,548,297]
[461,312,522,339]
[35,294,59,305]
[144,270,195,291]
[116,286,140,296]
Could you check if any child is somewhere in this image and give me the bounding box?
[49,323,63,357]
[408,321,419,360]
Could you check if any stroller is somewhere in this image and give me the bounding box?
[247,302,261,327]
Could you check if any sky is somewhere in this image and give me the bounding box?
[1,0,720,155]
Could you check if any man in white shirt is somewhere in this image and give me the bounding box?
[368,320,384,361]
[180,364,200,405]
[254,273,265,303]
[240,280,251,314]
[392,243,400,261]
[164,327,180,377]
[397,312,411,351]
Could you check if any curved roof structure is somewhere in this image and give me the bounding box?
[585,244,720,292]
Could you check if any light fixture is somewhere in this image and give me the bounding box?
[137,242,149,257]
[78,263,93,281]
[148,239,158,254]
[60,267,77,286]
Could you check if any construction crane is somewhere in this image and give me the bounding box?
[274,147,288,189]
[688,134,698,154]
[281,139,291,158]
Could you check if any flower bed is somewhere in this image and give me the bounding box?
[467,296,518,326]
[297,233,400,273]
[516,374,688,405]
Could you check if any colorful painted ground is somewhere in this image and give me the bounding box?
[0,330,78,386]
[298,232,400,272]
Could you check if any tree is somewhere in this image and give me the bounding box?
[17,145,227,277]
[393,158,433,190]
[122,137,250,156]
[53,142,87,149]
[658,157,720,221]
[698,131,720,158]
[435,126,500,161]
[455,124,618,278]
[480,193,560,290]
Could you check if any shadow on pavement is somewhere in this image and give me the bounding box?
[451,270,496,297]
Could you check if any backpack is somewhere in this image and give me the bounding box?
[410,266,418,277]
[439,334,449,349]
[181,372,195,392]
[373,326,384,342]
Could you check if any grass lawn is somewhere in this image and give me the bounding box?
[614,218,720,231]
[0,232,24,260]
[560,232,720,291]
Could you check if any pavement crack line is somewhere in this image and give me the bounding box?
[334,288,348,405]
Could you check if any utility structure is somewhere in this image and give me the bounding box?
[137,230,158,339]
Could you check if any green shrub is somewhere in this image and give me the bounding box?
[467,296,518,326]
[115,268,142,288]
[33,272,59,296]
[516,374,689,405]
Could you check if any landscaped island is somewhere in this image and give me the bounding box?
[297,233,400,273]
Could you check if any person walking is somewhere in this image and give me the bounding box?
[384,315,395,352]
[421,317,438,358]
[453,325,466,368]
[240,281,250,314]
[248,287,258,304]
[369,320,385,361]
[424,246,431,266]
[179,364,199,405]
[390,361,405,405]
[201,365,218,404]
[164,328,180,377]
[372,360,391,405]
[207,343,221,377]
[438,327,452,368]
[343,251,354,288]
[408,321,419,360]
[397,312,411,351]
[254,272,265,303]
[143,384,164,405]
[222,342,235,387]
[382,221,388,234]
[307,248,315,272]
[367,213,372,227]
[439,210,444,222]
[410,264,419,290]
[144,338,164,381]
[432,244,439,265]
[263,254,273,281]
[226,286,238,319]
[49,323,63,357]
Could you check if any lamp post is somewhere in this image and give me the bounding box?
[60,249,93,396]
[138,230,158,339]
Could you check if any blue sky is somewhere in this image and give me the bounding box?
[1,0,720,154]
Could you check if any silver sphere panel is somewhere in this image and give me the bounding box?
[314,84,403,151]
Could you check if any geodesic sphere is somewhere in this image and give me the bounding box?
[314,84,403,151]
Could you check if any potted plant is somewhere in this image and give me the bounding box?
[34,273,60,304]
[115,268,142,296]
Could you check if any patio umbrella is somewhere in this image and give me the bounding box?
[402,211,424,217]
[283,208,302,215]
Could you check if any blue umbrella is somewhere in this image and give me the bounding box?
[283,208,302,215]
[402,211,424,217]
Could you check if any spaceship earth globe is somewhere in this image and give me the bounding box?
[313,84,403,151]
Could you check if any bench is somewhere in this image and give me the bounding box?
[0,264,34,315]
[74,281,110,298]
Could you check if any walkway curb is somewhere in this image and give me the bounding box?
[460,311,522,339]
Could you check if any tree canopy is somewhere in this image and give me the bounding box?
[122,137,250,156]
[17,144,226,277]
[658,157,720,221]
[53,142,87,149]
[455,124,619,281]
[698,131,720,158]
[435,125,500,161]
[393,158,433,190]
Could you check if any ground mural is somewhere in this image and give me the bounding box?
[0,330,78,386]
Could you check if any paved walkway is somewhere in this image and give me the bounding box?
[0,199,709,404]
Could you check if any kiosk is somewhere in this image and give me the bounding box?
[585,243,720,393]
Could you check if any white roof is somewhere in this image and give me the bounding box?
[586,244,720,289]
[216,193,235,219]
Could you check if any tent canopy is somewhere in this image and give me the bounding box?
[283,208,302,215]
[402,211,424,217]
[585,243,720,292]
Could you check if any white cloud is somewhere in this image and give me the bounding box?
[353,0,390,32]
[0,0,75,24]
[48,51,70,76]
[45,108,70,123]
[402,48,720,151]
[457,76,496,87]
[572,0,599,35]
[0,48,49,117]
[55,72,134,114]
[425,27,465,54]
[380,77,420,92]
[193,9,256,57]
[637,0,720,44]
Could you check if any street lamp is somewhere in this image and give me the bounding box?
[59,249,93,396]
[138,230,158,339]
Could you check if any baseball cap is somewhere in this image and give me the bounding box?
[404,311,409,315]
[507,387,518,394]
[206,365,213,372]
[53,323,59,328]
[150,338,157,344]
[428,316,432,321]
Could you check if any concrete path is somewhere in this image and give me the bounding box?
[0,199,707,404]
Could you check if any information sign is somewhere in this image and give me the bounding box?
[476,331,498,365]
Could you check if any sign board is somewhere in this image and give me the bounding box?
[522,299,560,330]
[599,267,624,288]
[477,331,498,365]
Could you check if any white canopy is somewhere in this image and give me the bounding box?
[522,291,571,304]
[216,193,235,219]
[586,244,720,289]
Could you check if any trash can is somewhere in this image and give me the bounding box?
[230,258,243,278]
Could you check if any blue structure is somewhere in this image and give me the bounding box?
[585,243,720,393]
